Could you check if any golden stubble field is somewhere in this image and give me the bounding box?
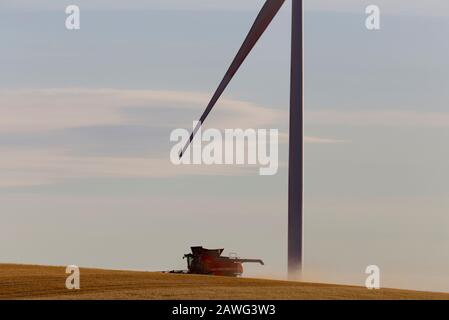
[0,264,448,300]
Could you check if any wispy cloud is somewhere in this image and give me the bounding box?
[3,88,445,188]
[0,88,284,133]
[0,88,287,186]
[278,133,347,144]
[304,136,347,144]
[306,110,449,127]
[0,147,268,187]
[0,88,355,187]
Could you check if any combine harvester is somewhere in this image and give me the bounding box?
[169,246,264,277]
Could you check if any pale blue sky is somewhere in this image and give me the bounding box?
[0,1,448,292]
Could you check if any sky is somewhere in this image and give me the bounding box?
[0,1,448,293]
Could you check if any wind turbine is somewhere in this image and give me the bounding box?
[179,0,303,278]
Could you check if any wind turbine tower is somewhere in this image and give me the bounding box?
[180,0,304,279]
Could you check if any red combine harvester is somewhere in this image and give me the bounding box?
[182,246,264,277]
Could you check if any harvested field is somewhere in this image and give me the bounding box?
[0,264,448,300]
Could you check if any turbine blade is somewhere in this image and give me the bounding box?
[179,0,285,158]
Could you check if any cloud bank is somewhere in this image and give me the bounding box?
[0,88,287,187]
[2,88,448,187]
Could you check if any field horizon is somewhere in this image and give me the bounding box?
[0,263,448,300]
